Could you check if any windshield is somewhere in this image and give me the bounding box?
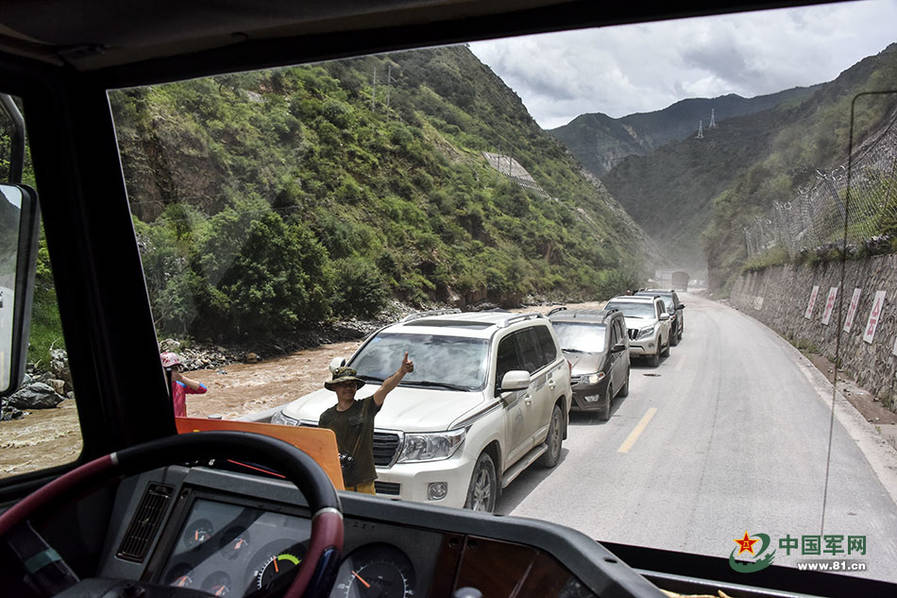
[552,322,607,353]
[350,332,488,390]
[79,0,897,588]
[605,302,656,319]
[638,293,674,312]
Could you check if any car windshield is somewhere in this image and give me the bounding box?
[552,322,607,353]
[351,332,488,391]
[3,0,890,589]
[638,293,674,312]
[605,302,656,319]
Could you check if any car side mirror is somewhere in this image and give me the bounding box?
[659,312,670,321]
[328,356,347,373]
[610,342,627,353]
[677,304,685,309]
[499,370,530,393]
[0,184,40,397]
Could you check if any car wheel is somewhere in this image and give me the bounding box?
[599,384,612,421]
[464,452,498,513]
[618,368,630,398]
[648,343,660,367]
[538,404,563,467]
[661,336,670,357]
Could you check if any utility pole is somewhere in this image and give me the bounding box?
[696,120,704,139]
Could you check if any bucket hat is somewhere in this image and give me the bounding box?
[160,352,183,368]
[325,366,365,390]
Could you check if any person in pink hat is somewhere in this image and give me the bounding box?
[160,352,207,417]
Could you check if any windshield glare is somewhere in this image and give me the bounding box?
[351,332,488,390]
[605,302,656,319]
[552,322,607,353]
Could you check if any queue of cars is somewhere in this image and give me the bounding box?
[271,292,686,512]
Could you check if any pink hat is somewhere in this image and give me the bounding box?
[160,352,183,368]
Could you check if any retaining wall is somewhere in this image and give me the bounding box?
[730,254,897,411]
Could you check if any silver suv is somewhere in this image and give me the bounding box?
[604,295,671,367]
[272,310,572,512]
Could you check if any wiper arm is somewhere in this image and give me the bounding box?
[405,380,471,391]
[563,348,586,353]
[358,375,384,382]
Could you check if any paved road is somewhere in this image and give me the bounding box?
[498,293,897,583]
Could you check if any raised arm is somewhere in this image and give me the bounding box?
[373,352,413,406]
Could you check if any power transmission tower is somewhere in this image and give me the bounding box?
[709,108,717,128]
[384,64,393,111]
[696,120,704,139]
[370,65,377,110]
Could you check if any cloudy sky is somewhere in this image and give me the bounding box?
[470,0,897,129]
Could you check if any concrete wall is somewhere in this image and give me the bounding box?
[730,254,897,411]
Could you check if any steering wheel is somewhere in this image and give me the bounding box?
[0,431,344,598]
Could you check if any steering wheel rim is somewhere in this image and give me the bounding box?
[0,431,344,598]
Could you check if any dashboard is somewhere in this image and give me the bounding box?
[94,465,616,597]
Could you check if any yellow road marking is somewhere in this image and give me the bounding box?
[617,407,657,454]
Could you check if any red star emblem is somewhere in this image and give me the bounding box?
[733,531,759,555]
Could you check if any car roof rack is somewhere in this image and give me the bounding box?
[547,306,567,316]
[400,308,462,323]
[498,312,545,328]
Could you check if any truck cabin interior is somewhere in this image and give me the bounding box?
[0,1,894,597]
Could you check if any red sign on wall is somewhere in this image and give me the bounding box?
[804,285,820,320]
[843,288,862,333]
[863,290,886,344]
[820,287,838,326]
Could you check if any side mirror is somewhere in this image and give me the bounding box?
[659,312,670,321]
[677,304,686,309]
[499,370,530,393]
[328,356,347,373]
[0,184,40,397]
[610,342,627,353]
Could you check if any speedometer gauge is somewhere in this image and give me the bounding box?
[331,543,416,598]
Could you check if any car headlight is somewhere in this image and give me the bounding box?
[585,372,605,385]
[271,410,299,426]
[397,429,466,463]
[636,325,655,340]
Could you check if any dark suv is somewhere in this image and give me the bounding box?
[548,308,630,421]
[636,289,685,345]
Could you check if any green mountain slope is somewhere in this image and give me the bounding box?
[600,43,897,289]
[550,88,817,176]
[110,45,650,342]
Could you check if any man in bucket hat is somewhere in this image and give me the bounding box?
[319,351,413,494]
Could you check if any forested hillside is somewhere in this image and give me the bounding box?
[110,45,651,343]
[549,87,817,176]
[599,43,897,289]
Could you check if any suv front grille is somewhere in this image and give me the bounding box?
[374,481,401,495]
[569,375,582,385]
[627,328,639,340]
[373,431,401,467]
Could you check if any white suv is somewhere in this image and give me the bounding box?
[604,295,671,367]
[271,310,572,512]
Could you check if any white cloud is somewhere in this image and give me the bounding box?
[470,0,897,128]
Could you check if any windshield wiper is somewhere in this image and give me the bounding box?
[358,374,384,382]
[404,380,472,391]
[563,348,586,353]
